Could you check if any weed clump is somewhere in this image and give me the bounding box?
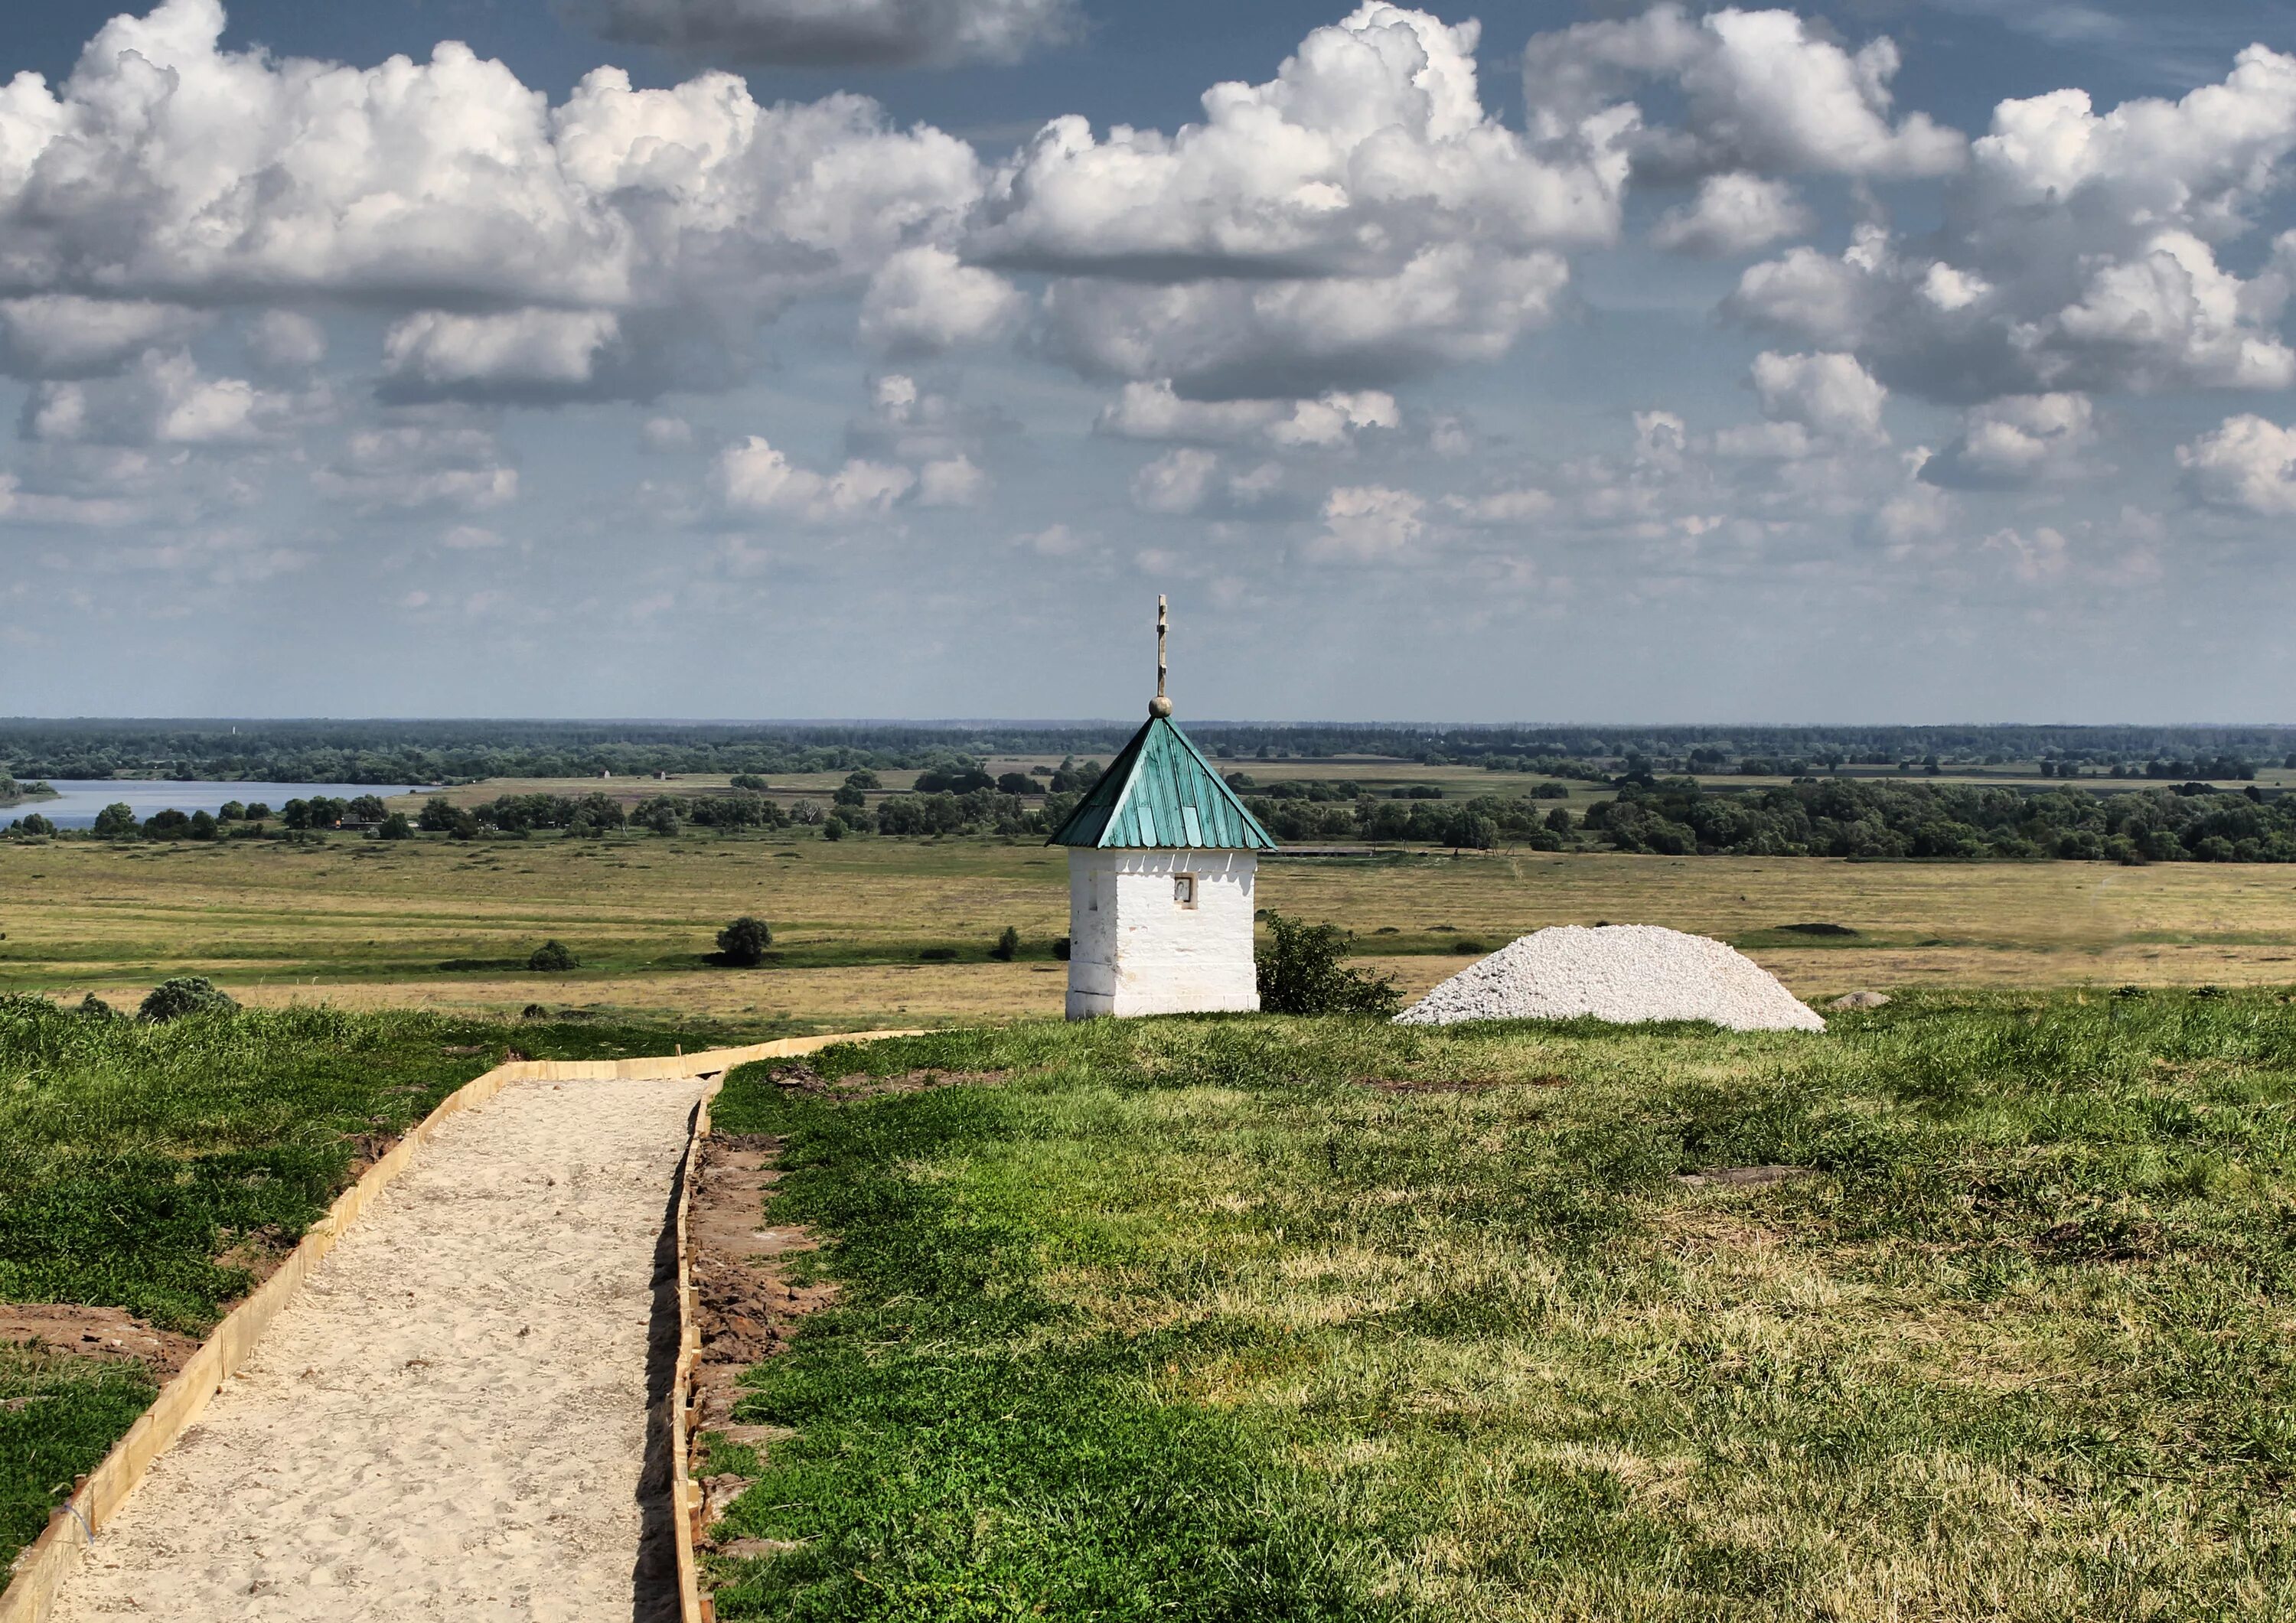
[526,940,579,973]
[138,977,237,1022]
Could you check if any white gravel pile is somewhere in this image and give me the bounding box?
[1395,924,1826,1031]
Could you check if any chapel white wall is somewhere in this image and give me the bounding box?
[1066,848,1258,1018]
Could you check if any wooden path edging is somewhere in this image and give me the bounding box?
[1,1028,920,1623]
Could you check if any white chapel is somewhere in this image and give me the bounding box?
[1047,598,1278,1018]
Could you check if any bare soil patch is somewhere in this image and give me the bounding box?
[0,1305,201,1379]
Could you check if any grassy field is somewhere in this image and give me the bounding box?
[701,999,2296,1620]
[0,998,784,1570]
[5,833,2296,1030]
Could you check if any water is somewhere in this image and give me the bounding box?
[4,780,421,830]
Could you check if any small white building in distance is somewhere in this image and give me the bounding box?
[1048,598,1277,1018]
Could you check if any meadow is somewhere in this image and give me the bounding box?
[3,829,2296,1031]
[703,1000,2296,1620]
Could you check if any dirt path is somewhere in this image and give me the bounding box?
[47,1074,706,1623]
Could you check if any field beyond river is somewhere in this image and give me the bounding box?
[3,830,2296,1028]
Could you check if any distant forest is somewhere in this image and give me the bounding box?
[3,718,2294,787]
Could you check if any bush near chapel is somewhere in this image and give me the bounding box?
[1254,911,1401,1017]
[139,976,238,1022]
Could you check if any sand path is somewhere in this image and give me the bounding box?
[49,1074,707,1623]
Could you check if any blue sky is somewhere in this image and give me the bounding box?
[3,0,2296,722]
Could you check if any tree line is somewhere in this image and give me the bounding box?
[6,719,2294,787]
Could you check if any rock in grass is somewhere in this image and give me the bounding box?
[139,976,238,1022]
[1830,990,1891,1010]
[1394,924,1825,1031]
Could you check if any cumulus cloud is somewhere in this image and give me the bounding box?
[1522,5,1965,181]
[641,416,694,451]
[1308,484,1426,562]
[0,0,984,399]
[1095,380,1399,451]
[2177,414,2296,515]
[714,435,914,521]
[1649,172,1811,256]
[24,350,289,447]
[1443,487,1555,525]
[975,5,1634,396]
[1750,350,1887,446]
[580,0,1077,67]
[844,373,1010,464]
[1726,47,2296,402]
[244,311,327,372]
[1922,393,2098,487]
[381,309,625,401]
[312,425,519,513]
[1983,523,2072,583]
[916,453,987,507]
[0,297,210,379]
[857,246,1027,357]
[1127,448,1292,517]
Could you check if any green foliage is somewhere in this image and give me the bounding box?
[717,916,774,968]
[1254,911,1401,1017]
[377,812,413,840]
[90,803,135,839]
[990,925,1020,962]
[730,774,771,791]
[138,977,237,1023]
[74,994,119,1021]
[526,940,579,973]
[6,813,54,837]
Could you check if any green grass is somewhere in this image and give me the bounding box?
[703,996,2296,1620]
[0,1344,155,1566]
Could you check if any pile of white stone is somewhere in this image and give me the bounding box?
[1394,924,1826,1031]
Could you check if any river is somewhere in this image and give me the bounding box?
[5,780,422,830]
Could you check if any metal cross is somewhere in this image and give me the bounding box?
[1152,595,1172,718]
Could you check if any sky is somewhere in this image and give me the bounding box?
[2,0,2296,723]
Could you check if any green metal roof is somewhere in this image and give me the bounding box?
[1046,715,1277,849]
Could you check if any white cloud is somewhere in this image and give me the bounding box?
[382,309,623,398]
[858,246,1026,356]
[0,1,985,399]
[1018,521,1088,556]
[1649,171,1812,256]
[1308,484,1426,562]
[713,435,914,521]
[1443,487,1555,525]
[1983,524,2071,583]
[1522,5,1965,180]
[582,0,1078,67]
[1131,448,1220,515]
[244,311,327,371]
[313,425,519,513]
[1095,380,1398,451]
[2177,414,2296,515]
[844,373,1008,464]
[440,524,507,549]
[978,5,1633,394]
[1923,393,2097,487]
[24,350,288,447]
[917,453,987,507]
[1750,350,1887,445]
[1726,46,2296,402]
[0,296,210,378]
[641,415,694,451]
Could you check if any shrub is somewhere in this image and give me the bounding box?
[717,915,773,967]
[92,802,137,839]
[378,813,413,840]
[991,925,1020,962]
[75,993,119,1020]
[139,976,238,1022]
[820,816,846,841]
[730,773,770,791]
[1254,911,1401,1017]
[9,813,55,837]
[996,773,1037,796]
[527,940,579,972]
